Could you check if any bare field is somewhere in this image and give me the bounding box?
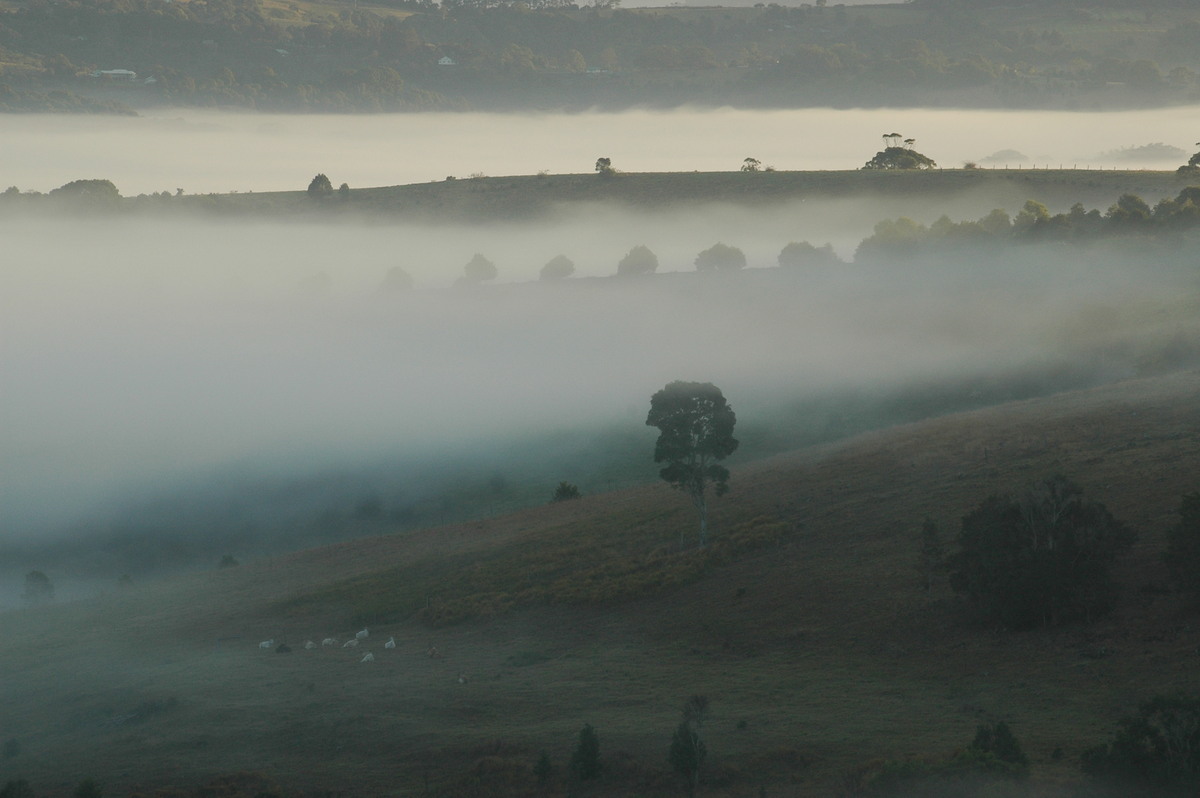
[4,369,1200,796]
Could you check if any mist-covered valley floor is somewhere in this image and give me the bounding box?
[3,192,1200,606]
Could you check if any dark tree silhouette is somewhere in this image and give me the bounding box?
[569,724,600,781]
[646,382,738,546]
[617,245,658,276]
[307,173,333,196]
[540,254,575,281]
[595,156,614,176]
[550,481,581,503]
[948,476,1135,628]
[862,146,938,170]
[778,241,841,268]
[694,242,746,272]
[1164,492,1200,601]
[458,253,497,285]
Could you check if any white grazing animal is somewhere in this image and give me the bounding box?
[321,638,336,647]
[342,638,359,649]
[384,637,396,649]
[361,652,375,663]
[304,640,317,650]
[356,628,369,640]
[259,639,274,649]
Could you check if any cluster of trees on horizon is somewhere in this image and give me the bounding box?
[1,0,1200,112]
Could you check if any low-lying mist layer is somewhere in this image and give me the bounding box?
[3,202,1198,603]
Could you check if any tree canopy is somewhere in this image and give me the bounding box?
[646,382,738,546]
[307,173,333,196]
[948,476,1135,629]
[460,253,498,284]
[540,254,575,281]
[617,245,658,277]
[694,242,746,272]
[862,146,938,170]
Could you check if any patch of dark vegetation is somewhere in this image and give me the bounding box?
[857,186,1200,263]
[1081,694,1200,797]
[948,476,1135,630]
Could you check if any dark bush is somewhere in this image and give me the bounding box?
[948,476,1135,629]
[569,724,600,780]
[549,482,581,503]
[1163,493,1200,601]
[1081,694,1200,796]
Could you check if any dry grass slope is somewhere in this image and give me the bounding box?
[4,369,1200,797]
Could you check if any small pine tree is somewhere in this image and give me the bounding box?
[550,482,581,503]
[569,724,600,781]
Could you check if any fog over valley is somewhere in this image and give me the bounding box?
[7,5,1200,787]
[4,194,1199,604]
[4,105,1200,602]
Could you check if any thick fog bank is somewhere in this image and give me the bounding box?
[2,106,1199,196]
[4,205,1198,593]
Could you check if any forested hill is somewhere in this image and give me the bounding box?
[1,0,1199,113]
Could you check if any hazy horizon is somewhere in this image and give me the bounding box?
[1,105,1197,196]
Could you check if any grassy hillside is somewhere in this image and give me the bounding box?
[4,369,1200,797]
[162,168,1195,223]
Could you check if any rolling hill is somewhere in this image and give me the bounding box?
[4,368,1200,797]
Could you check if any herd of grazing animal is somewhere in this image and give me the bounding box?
[257,629,445,672]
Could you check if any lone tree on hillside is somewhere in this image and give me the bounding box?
[617,245,658,276]
[740,157,761,172]
[307,173,333,197]
[595,156,615,176]
[694,242,746,272]
[948,475,1135,629]
[646,382,738,547]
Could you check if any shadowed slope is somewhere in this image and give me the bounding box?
[3,370,1200,797]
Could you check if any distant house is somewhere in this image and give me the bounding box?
[437,56,457,67]
[90,69,138,81]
